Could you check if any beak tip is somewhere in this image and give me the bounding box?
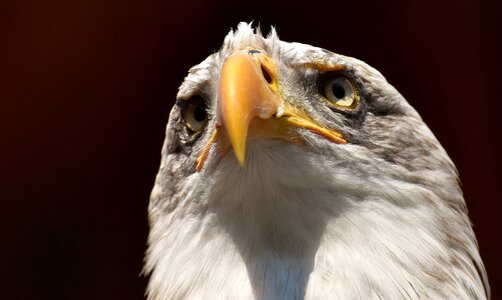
[232,142,246,166]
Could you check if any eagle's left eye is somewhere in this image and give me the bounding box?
[321,76,358,108]
[183,97,208,132]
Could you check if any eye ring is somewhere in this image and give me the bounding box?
[183,96,208,132]
[321,75,358,109]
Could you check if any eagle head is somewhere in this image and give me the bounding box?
[144,23,489,299]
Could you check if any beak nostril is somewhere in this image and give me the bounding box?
[261,65,273,84]
[247,49,261,55]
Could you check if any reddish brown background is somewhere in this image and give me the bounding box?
[1,0,500,299]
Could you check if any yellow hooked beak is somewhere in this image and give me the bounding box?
[196,49,346,171]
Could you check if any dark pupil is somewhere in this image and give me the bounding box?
[332,82,345,99]
[193,104,207,122]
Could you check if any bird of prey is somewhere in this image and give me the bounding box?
[144,23,489,299]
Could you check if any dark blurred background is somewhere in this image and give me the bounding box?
[1,0,500,299]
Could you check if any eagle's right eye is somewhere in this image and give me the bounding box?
[183,97,208,132]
